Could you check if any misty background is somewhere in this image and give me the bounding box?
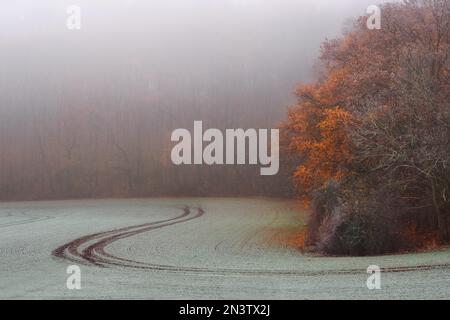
[0,0,385,200]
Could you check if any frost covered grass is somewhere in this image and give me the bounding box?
[0,198,448,299]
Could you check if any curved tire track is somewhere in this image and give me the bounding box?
[52,206,202,266]
[52,206,450,276]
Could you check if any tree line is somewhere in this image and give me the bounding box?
[282,0,450,254]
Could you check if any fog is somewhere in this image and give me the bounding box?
[0,0,388,200]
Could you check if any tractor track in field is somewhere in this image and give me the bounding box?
[0,211,54,228]
[52,206,202,266]
[52,206,450,277]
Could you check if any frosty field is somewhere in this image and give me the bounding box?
[0,198,449,299]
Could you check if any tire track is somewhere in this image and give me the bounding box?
[52,206,203,266]
[52,206,450,276]
[0,211,54,228]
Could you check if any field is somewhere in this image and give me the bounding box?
[0,198,449,299]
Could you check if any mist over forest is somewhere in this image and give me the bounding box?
[0,0,384,200]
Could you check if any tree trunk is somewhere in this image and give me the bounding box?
[431,181,449,243]
[438,212,449,243]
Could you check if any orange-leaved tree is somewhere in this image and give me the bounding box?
[284,85,353,198]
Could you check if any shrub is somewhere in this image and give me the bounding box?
[305,181,340,247]
[317,191,407,256]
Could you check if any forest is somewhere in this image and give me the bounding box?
[283,0,450,255]
[0,0,309,200]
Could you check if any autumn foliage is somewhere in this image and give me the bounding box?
[282,0,450,255]
[286,90,353,196]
